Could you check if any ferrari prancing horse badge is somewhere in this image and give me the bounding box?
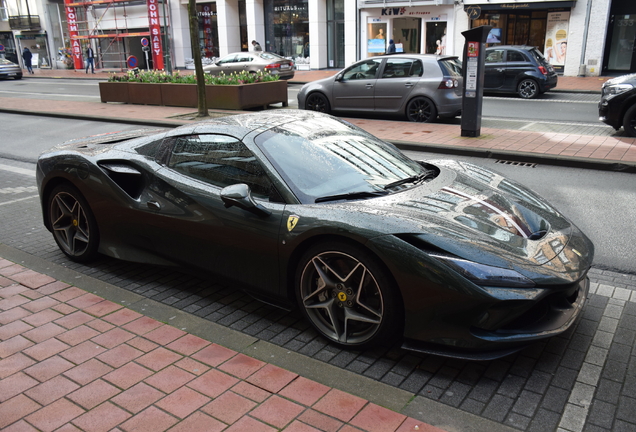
[287,215,299,232]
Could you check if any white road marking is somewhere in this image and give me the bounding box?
[0,164,36,177]
[0,195,39,206]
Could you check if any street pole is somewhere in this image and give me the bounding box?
[162,0,172,73]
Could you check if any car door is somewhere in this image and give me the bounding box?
[502,49,530,92]
[331,58,382,112]
[215,54,238,74]
[143,133,286,295]
[234,53,256,73]
[373,58,421,112]
[484,48,506,90]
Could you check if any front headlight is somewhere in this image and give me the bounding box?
[603,83,633,97]
[430,254,535,288]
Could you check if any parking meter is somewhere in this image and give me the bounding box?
[460,26,492,137]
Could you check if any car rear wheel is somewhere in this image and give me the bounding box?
[296,241,401,349]
[406,97,437,122]
[47,184,100,262]
[517,79,539,99]
[305,93,331,114]
[623,104,636,137]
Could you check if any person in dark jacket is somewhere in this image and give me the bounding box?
[85,46,95,73]
[387,39,396,54]
[22,47,33,74]
[252,40,262,51]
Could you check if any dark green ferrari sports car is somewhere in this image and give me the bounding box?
[36,110,593,360]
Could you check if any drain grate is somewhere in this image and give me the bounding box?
[495,160,537,168]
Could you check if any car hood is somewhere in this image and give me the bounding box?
[603,73,636,87]
[324,160,592,273]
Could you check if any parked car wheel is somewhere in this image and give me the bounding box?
[406,97,437,122]
[305,92,331,114]
[517,79,539,99]
[296,241,401,349]
[47,184,100,262]
[623,104,636,137]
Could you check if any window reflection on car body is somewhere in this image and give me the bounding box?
[315,190,389,203]
[383,170,437,190]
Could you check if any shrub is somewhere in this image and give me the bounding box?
[108,69,279,84]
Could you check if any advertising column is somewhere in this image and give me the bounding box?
[63,0,83,70]
[544,11,569,73]
[147,0,164,70]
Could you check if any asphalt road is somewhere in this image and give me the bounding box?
[0,79,614,136]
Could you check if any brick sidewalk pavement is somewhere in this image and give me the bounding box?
[0,257,443,432]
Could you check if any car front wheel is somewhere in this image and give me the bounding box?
[406,97,437,122]
[296,241,401,349]
[305,93,331,114]
[623,104,636,137]
[517,79,539,99]
[47,184,100,262]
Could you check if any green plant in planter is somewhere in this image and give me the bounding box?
[108,69,279,85]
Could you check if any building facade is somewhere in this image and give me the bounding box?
[1,0,634,77]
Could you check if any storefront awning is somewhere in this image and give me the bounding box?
[464,1,576,11]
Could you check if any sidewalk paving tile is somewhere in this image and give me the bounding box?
[154,386,211,418]
[63,358,114,385]
[110,382,164,413]
[201,390,256,423]
[70,401,132,432]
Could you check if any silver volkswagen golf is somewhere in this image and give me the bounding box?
[298,54,462,122]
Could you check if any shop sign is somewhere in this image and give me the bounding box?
[64,1,84,70]
[146,0,164,70]
[381,8,406,16]
[544,11,569,69]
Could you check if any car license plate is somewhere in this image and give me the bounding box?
[280,65,290,70]
[8,73,16,76]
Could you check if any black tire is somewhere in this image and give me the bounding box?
[47,184,100,262]
[15,76,22,80]
[406,97,437,122]
[305,92,331,114]
[517,79,539,99]
[295,241,402,349]
[623,104,636,137]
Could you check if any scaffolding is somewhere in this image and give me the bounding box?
[64,0,167,71]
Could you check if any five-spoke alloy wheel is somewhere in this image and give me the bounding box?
[47,184,99,262]
[406,97,437,122]
[296,242,400,349]
[517,79,539,99]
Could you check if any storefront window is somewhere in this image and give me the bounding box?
[608,14,636,70]
[1,33,18,64]
[327,0,344,68]
[264,0,309,59]
[197,3,219,58]
[17,35,51,69]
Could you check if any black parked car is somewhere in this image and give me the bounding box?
[484,45,558,99]
[37,110,593,360]
[598,73,636,137]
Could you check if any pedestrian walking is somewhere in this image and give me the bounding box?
[86,46,95,74]
[252,40,262,51]
[386,39,396,54]
[22,47,33,74]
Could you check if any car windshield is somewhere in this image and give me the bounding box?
[439,58,462,77]
[254,116,430,203]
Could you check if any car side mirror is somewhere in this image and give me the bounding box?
[221,183,271,217]
[335,73,343,82]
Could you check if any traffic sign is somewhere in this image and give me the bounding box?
[126,55,138,68]
[0,44,4,52]
[141,38,149,47]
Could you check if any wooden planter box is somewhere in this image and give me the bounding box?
[160,83,198,107]
[100,81,288,110]
[205,80,288,109]
[99,82,129,103]
[127,83,163,105]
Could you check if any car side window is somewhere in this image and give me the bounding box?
[217,55,237,64]
[167,134,276,200]
[237,55,253,62]
[507,51,526,62]
[342,59,382,80]
[485,50,505,63]
[381,59,415,79]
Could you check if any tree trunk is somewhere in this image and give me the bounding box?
[188,0,208,117]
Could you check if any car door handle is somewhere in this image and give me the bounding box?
[497,68,505,72]
[404,82,414,88]
[366,84,374,88]
[147,201,161,210]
